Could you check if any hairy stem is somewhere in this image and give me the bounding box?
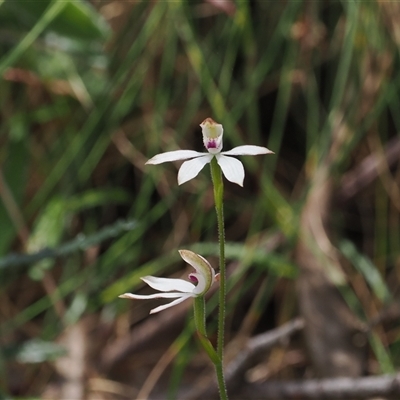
[210,156,228,399]
[193,297,227,400]
[193,297,219,364]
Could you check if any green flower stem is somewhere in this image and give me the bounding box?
[214,360,228,400]
[193,297,218,364]
[193,296,228,400]
[210,156,228,399]
[210,157,226,357]
[192,157,228,400]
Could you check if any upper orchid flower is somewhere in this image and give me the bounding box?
[119,250,217,314]
[146,118,274,186]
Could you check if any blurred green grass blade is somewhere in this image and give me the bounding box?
[305,72,321,155]
[168,2,228,122]
[337,281,365,319]
[90,190,178,292]
[226,267,264,316]
[77,47,164,182]
[175,86,204,137]
[375,185,389,273]
[261,179,295,238]
[339,240,392,304]
[64,292,87,326]
[0,267,90,335]
[67,188,132,212]
[217,19,240,99]
[102,251,181,303]
[3,339,66,363]
[231,1,301,123]
[191,242,297,278]
[48,0,110,40]
[0,0,66,76]
[168,329,193,400]
[370,332,395,373]
[234,2,260,143]
[2,0,110,41]
[321,1,359,158]
[334,72,400,170]
[1,220,139,333]
[25,189,131,279]
[0,219,137,270]
[0,139,28,255]
[154,16,178,113]
[267,40,299,173]
[27,3,166,215]
[328,1,359,111]
[27,197,67,280]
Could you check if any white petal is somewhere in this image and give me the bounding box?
[142,276,194,293]
[222,145,274,156]
[178,250,215,295]
[177,154,213,185]
[150,294,194,314]
[216,154,245,187]
[146,150,205,165]
[119,292,187,299]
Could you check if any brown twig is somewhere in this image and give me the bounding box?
[182,318,305,399]
[240,373,400,399]
[224,318,305,386]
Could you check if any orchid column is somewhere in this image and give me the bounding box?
[120,118,273,400]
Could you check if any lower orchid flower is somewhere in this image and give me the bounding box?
[146,118,274,187]
[119,250,217,314]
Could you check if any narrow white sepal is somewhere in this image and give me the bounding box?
[149,294,193,314]
[142,276,195,292]
[119,292,187,300]
[146,150,205,165]
[177,154,213,185]
[216,154,245,186]
[222,145,274,156]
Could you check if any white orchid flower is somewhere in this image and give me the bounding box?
[146,118,274,187]
[119,250,217,314]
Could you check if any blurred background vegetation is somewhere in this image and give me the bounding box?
[1,0,400,399]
